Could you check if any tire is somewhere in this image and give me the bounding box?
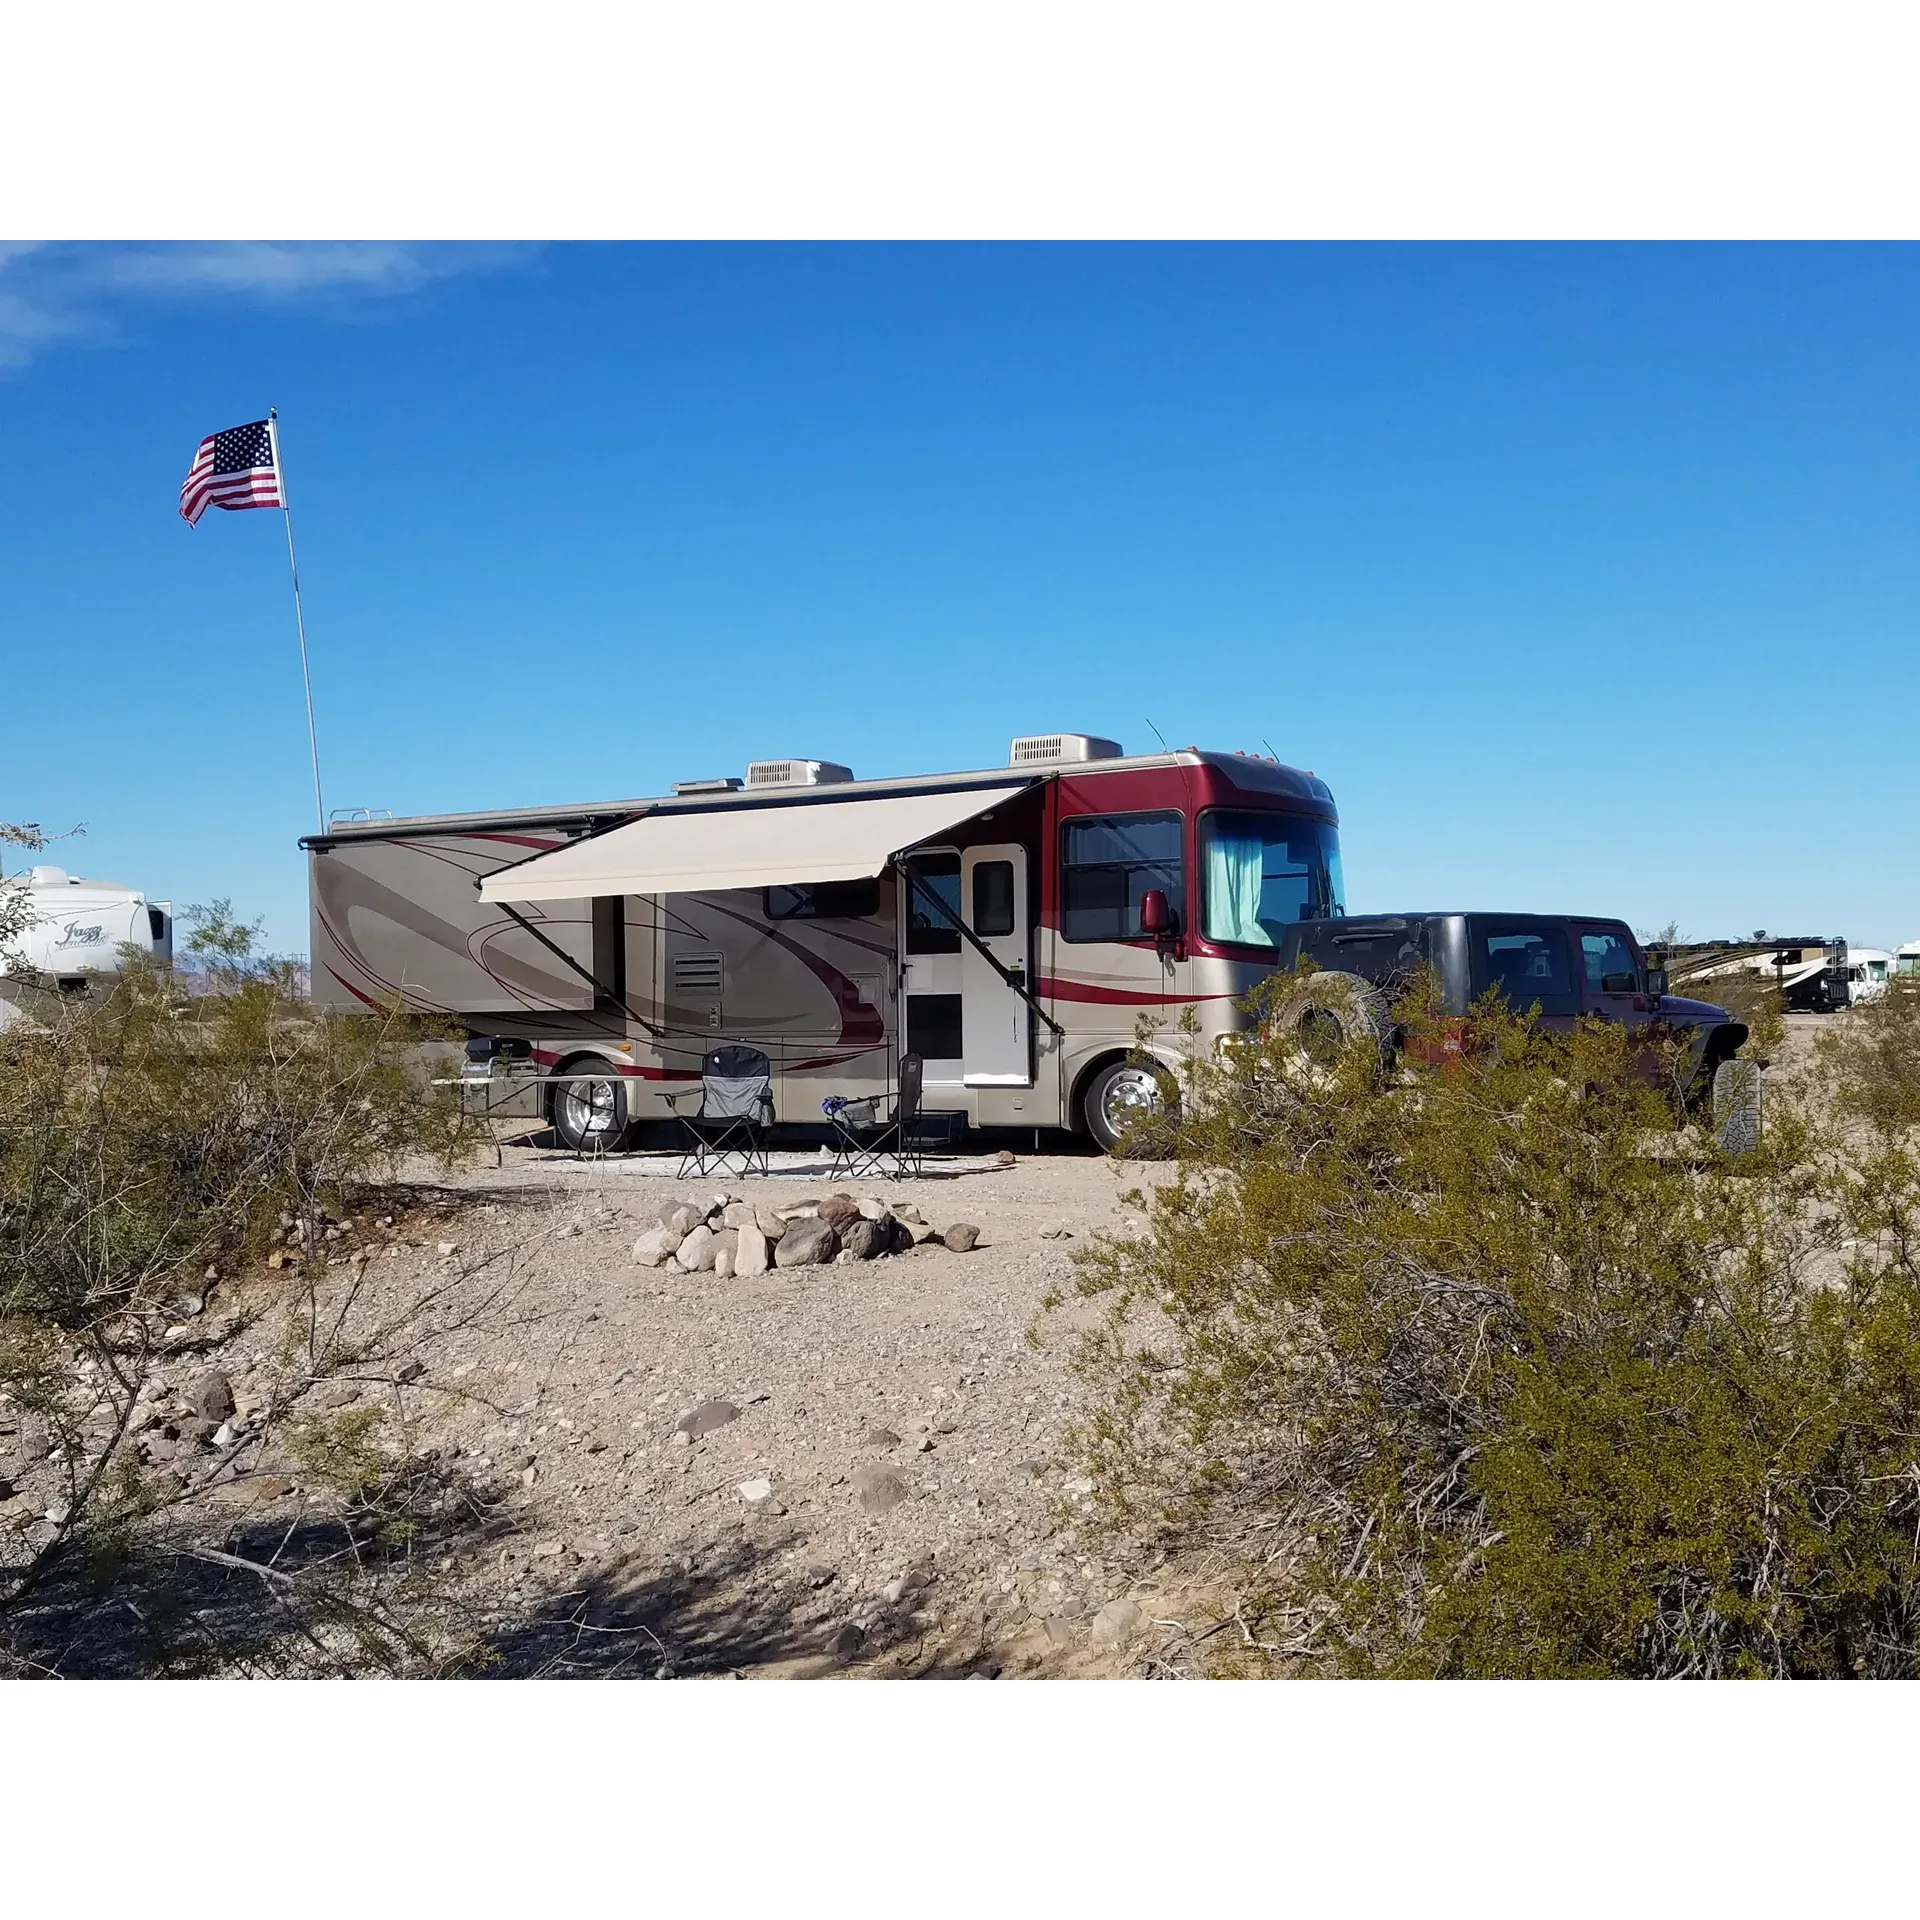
[1712,1058,1762,1156]
[551,1058,630,1152]
[1082,1057,1177,1159]
[1260,970,1393,1086]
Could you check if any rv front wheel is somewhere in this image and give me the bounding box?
[1083,1059,1176,1159]
[551,1062,629,1153]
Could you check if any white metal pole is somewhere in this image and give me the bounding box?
[267,408,325,834]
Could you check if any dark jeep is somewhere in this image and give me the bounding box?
[1268,912,1749,1106]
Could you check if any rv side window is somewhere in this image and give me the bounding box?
[764,879,881,921]
[1060,811,1184,944]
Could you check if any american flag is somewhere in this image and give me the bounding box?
[178,419,283,526]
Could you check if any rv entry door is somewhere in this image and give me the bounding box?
[961,844,1032,1086]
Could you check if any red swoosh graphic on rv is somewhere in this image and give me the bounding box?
[1039,976,1235,1007]
[699,902,887,1047]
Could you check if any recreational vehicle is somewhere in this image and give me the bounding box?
[303,735,1344,1152]
[0,863,173,1030]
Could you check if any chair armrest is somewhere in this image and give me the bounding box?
[660,1087,702,1112]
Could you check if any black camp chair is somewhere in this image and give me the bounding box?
[826,1054,935,1180]
[662,1044,775,1179]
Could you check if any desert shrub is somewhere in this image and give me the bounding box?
[1069,966,1920,1677]
[0,885,484,1638]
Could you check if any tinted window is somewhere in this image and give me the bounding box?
[1061,812,1183,944]
[973,860,1015,938]
[1474,924,1578,1015]
[902,853,961,954]
[1579,928,1639,992]
[765,878,881,921]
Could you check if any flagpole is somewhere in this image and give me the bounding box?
[266,409,325,834]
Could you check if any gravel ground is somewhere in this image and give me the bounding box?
[388,1137,1188,1677]
[0,1138,1190,1678]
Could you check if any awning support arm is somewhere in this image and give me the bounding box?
[899,865,1065,1039]
[494,900,663,1038]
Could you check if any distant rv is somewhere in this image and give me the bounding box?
[0,864,173,1028]
[304,735,1345,1152]
[1846,948,1894,1004]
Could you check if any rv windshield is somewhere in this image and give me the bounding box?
[1200,812,1343,946]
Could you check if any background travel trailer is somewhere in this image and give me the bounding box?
[0,863,173,1031]
[305,736,1343,1150]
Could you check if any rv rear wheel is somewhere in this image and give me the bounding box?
[551,1061,629,1153]
[1082,1058,1177,1159]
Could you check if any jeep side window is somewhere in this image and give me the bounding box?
[1474,925,1579,1015]
[1580,928,1640,994]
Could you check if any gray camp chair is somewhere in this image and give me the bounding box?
[663,1043,775,1178]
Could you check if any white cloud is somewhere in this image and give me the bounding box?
[0,242,531,370]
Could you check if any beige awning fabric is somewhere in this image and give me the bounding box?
[478,783,1031,904]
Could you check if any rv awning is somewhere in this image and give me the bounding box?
[477,783,1032,904]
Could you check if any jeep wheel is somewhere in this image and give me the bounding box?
[1261,970,1394,1086]
[1083,1058,1177,1158]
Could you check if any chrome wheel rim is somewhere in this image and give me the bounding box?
[1099,1065,1165,1137]
[560,1077,617,1137]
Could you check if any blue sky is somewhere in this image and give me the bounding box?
[3,242,1916,954]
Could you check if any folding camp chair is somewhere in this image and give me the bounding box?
[826,1054,933,1180]
[662,1043,775,1178]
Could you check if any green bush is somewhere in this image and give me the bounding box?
[1068,967,1920,1677]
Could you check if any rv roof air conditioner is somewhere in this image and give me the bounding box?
[672,777,743,796]
[744,759,855,789]
[1008,733,1123,768]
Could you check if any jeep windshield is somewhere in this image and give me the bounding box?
[1199,811,1344,946]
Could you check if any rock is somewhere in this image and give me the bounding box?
[722,1201,758,1229]
[180,1415,219,1444]
[994,1149,1017,1168]
[856,1197,889,1221]
[1058,1595,1086,1619]
[1042,1616,1074,1648]
[1063,1475,1095,1497]
[773,1217,837,1267]
[851,1462,909,1514]
[754,1208,788,1241]
[915,1435,935,1452]
[882,1567,934,1604]
[663,1203,705,1236]
[1089,1598,1144,1647]
[861,1427,901,1450]
[735,1223,770,1276]
[736,1477,774,1504]
[127,1402,158,1435]
[676,1400,739,1439]
[186,1371,236,1422]
[825,1621,866,1662]
[842,1218,890,1261]
[436,1241,457,1257]
[140,1437,177,1464]
[942,1222,981,1253]
[1040,1225,1074,1240]
[892,1203,924,1225]
[631,1225,683,1267]
[906,1219,939,1245]
[206,1475,294,1510]
[211,1422,237,1449]
[43,1499,73,1526]
[834,1249,858,1264]
[24,1520,58,1551]
[320,1384,361,1409]
[394,1359,426,1385]
[674,1224,717,1272]
[709,1227,739,1267]
[553,1222,580,1239]
[531,1538,567,1558]
[670,1429,691,1448]
[818,1193,862,1230]
[704,1192,733,1215]
[713,1247,735,1280]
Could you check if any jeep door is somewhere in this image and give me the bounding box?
[1572,920,1647,1027]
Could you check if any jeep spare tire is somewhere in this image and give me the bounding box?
[1261,970,1393,1082]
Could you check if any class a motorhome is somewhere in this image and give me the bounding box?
[302,734,1344,1151]
[0,863,174,1029]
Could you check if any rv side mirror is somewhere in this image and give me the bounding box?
[1139,889,1173,939]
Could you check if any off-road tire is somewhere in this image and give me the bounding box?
[1260,970,1394,1086]
[1712,1058,1763,1156]
[1082,1057,1177,1159]
[551,1057,630,1153]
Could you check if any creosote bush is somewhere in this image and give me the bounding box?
[1069,966,1920,1677]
